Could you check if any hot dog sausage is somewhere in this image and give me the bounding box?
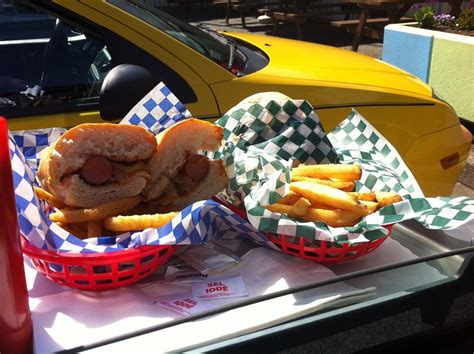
[184,154,210,181]
[80,156,113,185]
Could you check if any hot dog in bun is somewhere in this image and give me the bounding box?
[143,118,228,210]
[37,123,156,208]
[38,120,228,212]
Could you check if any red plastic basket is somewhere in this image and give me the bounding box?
[215,198,390,263]
[21,238,177,291]
[265,230,390,262]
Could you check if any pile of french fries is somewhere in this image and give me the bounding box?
[34,187,177,239]
[264,164,402,227]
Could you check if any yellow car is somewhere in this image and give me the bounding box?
[0,0,471,196]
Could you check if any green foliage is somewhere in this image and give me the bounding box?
[414,6,436,29]
[455,8,474,31]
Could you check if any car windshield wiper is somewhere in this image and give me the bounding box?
[196,24,236,46]
[196,24,238,70]
[227,41,236,70]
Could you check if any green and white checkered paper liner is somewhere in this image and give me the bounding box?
[214,93,474,245]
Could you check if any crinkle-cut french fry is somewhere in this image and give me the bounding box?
[49,196,141,223]
[291,176,355,192]
[34,186,66,209]
[87,220,103,238]
[290,181,369,217]
[349,192,377,201]
[359,200,380,214]
[278,191,303,205]
[104,212,178,232]
[375,192,403,208]
[301,208,361,227]
[292,164,362,182]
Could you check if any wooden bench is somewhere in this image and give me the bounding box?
[331,16,412,30]
[269,1,361,39]
[271,11,308,38]
[332,16,412,41]
[217,0,279,27]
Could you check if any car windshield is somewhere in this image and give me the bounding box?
[107,0,234,68]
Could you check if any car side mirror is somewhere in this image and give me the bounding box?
[99,64,156,121]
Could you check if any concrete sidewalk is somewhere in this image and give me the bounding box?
[182,8,473,197]
[454,145,474,197]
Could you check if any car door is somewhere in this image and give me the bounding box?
[1,0,226,130]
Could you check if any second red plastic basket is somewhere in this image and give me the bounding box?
[215,197,390,263]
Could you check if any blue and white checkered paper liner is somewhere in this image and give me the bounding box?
[215,94,474,245]
[11,82,272,253]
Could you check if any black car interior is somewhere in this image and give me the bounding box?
[0,16,112,115]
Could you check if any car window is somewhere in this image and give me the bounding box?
[101,27,197,104]
[0,0,114,118]
[107,0,246,74]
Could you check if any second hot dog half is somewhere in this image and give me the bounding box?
[143,118,228,210]
[37,123,157,208]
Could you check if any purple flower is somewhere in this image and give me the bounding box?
[434,12,456,25]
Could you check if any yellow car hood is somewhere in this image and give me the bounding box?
[227,32,432,98]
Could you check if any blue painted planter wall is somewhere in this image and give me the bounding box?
[382,24,474,123]
[382,27,433,82]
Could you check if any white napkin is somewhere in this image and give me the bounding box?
[27,245,376,353]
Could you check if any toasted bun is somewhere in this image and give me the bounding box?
[57,169,150,207]
[37,123,157,207]
[164,160,228,210]
[143,118,225,201]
